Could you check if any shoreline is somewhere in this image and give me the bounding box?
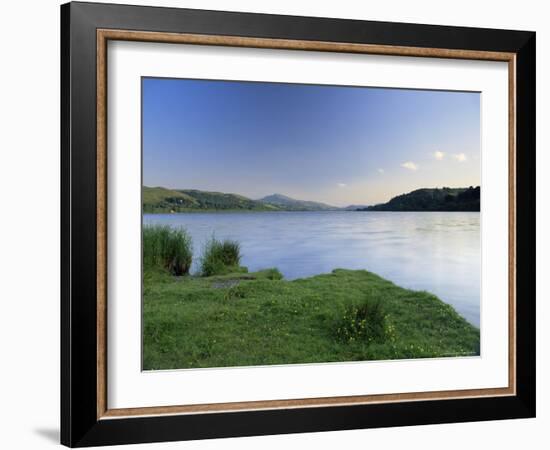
[143,209,482,214]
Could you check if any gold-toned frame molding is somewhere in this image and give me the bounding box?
[96,29,517,420]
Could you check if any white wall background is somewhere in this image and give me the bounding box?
[0,1,546,448]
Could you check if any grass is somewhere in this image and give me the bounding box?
[143,267,480,370]
[200,236,242,276]
[143,225,193,276]
[335,299,392,345]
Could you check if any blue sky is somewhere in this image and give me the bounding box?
[143,77,480,206]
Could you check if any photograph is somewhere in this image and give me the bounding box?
[141,77,481,371]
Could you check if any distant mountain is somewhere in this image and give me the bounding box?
[258,193,338,211]
[342,204,370,211]
[143,186,279,213]
[358,187,480,212]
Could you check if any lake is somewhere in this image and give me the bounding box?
[144,211,480,327]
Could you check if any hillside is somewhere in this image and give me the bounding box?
[143,186,278,213]
[258,193,337,211]
[143,187,338,212]
[360,186,480,212]
[179,189,279,211]
[143,187,200,212]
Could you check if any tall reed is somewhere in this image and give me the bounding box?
[143,225,193,276]
[200,236,242,276]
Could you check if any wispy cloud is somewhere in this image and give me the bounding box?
[337,183,347,188]
[453,153,468,162]
[433,151,445,160]
[377,168,385,174]
[401,161,418,171]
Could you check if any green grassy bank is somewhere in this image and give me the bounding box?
[143,266,480,370]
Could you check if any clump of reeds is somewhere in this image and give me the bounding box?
[143,225,193,276]
[200,236,242,276]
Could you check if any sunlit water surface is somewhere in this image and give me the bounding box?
[144,211,480,326]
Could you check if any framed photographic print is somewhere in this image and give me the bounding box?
[61,2,536,447]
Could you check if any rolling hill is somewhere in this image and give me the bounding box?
[143,187,278,213]
[142,187,200,211]
[143,187,339,213]
[359,187,480,212]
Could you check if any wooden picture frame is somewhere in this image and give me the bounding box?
[61,2,535,447]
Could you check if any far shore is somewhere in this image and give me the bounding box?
[143,209,481,214]
[143,186,480,214]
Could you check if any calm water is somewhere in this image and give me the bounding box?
[144,211,480,327]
